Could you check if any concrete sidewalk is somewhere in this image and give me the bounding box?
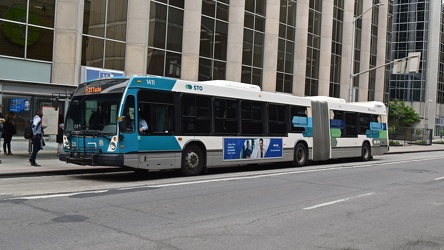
[0,139,443,178]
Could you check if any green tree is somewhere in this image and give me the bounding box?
[388,99,420,129]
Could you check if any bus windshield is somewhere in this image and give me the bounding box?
[65,93,123,134]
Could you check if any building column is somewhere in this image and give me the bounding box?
[318,0,334,97]
[293,0,309,97]
[357,0,373,102]
[374,0,388,102]
[424,0,441,129]
[340,0,354,100]
[52,0,84,85]
[262,0,280,92]
[225,1,245,82]
[125,0,149,76]
[181,0,202,81]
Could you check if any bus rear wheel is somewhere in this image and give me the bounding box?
[294,143,307,167]
[181,145,204,176]
[361,142,371,161]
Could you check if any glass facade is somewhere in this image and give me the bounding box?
[276,0,297,94]
[199,0,230,81]
[390,0,428,102]
[305,0,322,96]
[0,0,55,61]
[82,0,128,71]
[329,0,344,98]
[242,0,266,86]
[147,0,184,78]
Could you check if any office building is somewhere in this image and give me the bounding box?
[0,0,394,135]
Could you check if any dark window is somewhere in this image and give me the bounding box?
[214,98,239,135]
[241,101,264,135]
[180,94,211,134]
[344,112,358,137]
[268,104,287,135]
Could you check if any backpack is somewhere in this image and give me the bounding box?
[23,119,33,139]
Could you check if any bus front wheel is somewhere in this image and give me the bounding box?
[181,145,204,176]
[294,143,308,167]
[361,142,371,161]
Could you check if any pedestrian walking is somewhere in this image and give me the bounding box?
[57,114,64,156]
[3,112,16,155]
[29,109,46,167]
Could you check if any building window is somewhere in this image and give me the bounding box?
[0,0,55,61]
[305,0,322,96]
[367,0,380,101]
[276,0,297,94]
[242,0,266,86]
[199,0,229,81]
[329,0,343,98]
[82,0,128,71]
[147,0,184,78]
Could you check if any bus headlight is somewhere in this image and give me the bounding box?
[110,141,116,151]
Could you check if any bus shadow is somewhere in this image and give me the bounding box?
[73,157,382,183]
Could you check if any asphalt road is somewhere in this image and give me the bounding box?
[1,151,444,250]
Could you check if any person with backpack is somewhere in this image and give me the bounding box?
[29,109,46,167]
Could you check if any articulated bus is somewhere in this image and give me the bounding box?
[59,75,388,175]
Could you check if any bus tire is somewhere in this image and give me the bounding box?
[361,142,371,161]
[294,143,308,167]
[181,145,204,176]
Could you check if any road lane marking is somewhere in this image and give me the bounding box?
[4,156,442,201]
[434,177,444,181]
[303,192,375,210]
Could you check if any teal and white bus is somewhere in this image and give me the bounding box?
[59,75,388,175]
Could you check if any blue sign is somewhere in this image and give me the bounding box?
[9,98,31,113]
[223,138,283,161]
[85,68,124,81]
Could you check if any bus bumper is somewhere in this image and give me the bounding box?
[59,152,124,166]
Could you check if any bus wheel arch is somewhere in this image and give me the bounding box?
[361,141,372,161]
[181,142,206,176]
[293,141,308,167]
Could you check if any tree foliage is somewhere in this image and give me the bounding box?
[388,99,420,128]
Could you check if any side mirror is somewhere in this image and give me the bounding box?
[118,116,126,132]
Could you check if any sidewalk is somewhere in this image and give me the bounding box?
[0,139,120,178]
[0,139,443,178]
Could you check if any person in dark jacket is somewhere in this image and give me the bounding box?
[57,114,64,156]
[3,112,16,155]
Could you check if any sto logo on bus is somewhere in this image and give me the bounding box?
[185,84,203,91]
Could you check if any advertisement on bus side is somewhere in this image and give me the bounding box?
[223,138,283,160]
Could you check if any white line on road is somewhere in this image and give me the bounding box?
[434,177,444,181]
[5,156,442,201]
[303,192,375,210]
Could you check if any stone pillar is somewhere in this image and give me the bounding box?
[52,0,84,85]
[374,0,388,102]
[181,0,202,81]
[225,1,245,82]
[293,0,309,97]
[340,0,354,101]
[318,0,334,97]
[125,0,149,76]
[261,0,280,92]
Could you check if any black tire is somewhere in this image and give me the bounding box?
[181,145,204,176]
[294,143,308,167]
[361,142,371,161]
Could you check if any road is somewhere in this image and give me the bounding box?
[1,152,444,249]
